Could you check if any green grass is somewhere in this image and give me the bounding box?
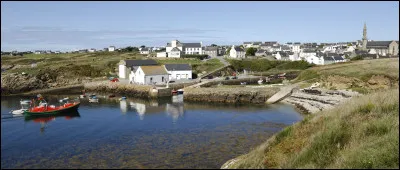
[222,88,399,169]
[2,52,223,79]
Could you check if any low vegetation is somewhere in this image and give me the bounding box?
[222,88,399,169]
[1,52,223,78]
[227,59,314,72]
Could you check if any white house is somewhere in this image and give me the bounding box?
[305,54,321,65]
[132,65,169,85]
[289,52,301,61]
[118,59,158,79]
[88,48,96,53]
[292,43,301,53]
[140,47,152,54]
[108,46,116,52]
[229,45,245,59]
[346,46,356,52]
[164,64,192,80]
[165,40,203,58]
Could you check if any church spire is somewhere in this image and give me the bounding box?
[362,22,367,50]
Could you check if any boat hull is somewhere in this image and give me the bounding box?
[24,103,80,116]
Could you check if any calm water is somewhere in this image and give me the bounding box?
[1,94,302,169]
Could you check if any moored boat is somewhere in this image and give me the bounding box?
[177,89,184,95]
[20,99,31,105]
[171,89,178,95]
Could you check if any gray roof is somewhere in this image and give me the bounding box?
[323,56,334,61]
[281,46,291,50]
[294,42,301,44]
[234,47,244,52]
[303,48,316,53]
[332,55,344,61]
[253,42,262,45]
[164,64,192,71]
[366,41,393,47]
[140,47,150,51]
[183,43,201,48]
[279,52,289,57]
[256,49,266,53]
[124,59,158,68]
[243,42,252,44]
[205,46,218,51]
[171,47,181,52]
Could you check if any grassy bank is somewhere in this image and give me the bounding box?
[222,88,399,169]
[292,58,399,93]
[1,52,223,79]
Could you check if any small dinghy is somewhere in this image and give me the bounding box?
[89,95,99,103]
[177,89,184,95]
[171,89,178,95]
[10,109,28,115]
[59,97,69,103]
[20,99,32,105]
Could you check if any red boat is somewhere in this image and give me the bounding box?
[24,102,80,116]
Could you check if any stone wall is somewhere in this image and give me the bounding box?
[84,81,152,98]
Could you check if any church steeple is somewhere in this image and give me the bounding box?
[362,22,367,50]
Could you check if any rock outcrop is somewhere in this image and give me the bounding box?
[282,88,361,114]
[183,87,280,104]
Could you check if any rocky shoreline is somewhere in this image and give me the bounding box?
[281,88,361,114]
[183,87,280,104]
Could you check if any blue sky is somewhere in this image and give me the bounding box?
[1,1,399,51]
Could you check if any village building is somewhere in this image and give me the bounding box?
[164,64,192,80]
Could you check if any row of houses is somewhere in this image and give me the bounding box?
[118,59,192,85]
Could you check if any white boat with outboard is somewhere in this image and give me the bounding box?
[20,99,32,105]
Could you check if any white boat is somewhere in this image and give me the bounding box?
[20,100,31,105]
[177,89,184,95]
[59,97,69,103]
[89,98,99,103]
[10,109,28,115]
[258,79,263,85]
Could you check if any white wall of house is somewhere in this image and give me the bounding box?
[157,52,167,58]
[133,67,146,85]
[108,46,115,52]
[292,45,301,53]
[346,46,355,52]
[169,51,181,58]
[167,70,192,80]
[144,75,168,85]
[368,49,377,54]
[119,65,126,79]
[185,47,202,55]
[305,55,321,65]
[140,51,150,54]
[275,53,281,60]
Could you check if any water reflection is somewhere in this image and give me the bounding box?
[120,100,127,114]
[24,111,81,133]
[166,103,185,123]
[130,101,146,120]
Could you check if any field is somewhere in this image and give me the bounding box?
[1,52,224,78]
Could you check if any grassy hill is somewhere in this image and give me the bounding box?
[1,52,223,79]
[222,58,399,169]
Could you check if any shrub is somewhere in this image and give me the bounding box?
[181,54,208,60]
[351,55,363,61]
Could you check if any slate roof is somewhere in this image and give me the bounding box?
[164,64,192,71]
[332,55,344,61]
[234,46,244,52]
[205,47,218,51]
[303,48,316,53]
[140,47,150,51]
[294,42,301,45]
[281,46,291,50]
[171,47,181,52]
[183,43,201,48]
[253,42,262,45]
[243,42,252,44]
[366,41,393,48]
[124,59,158,68]
[256,49,266,53]
[323,56,335,61]
[140,66,168,75]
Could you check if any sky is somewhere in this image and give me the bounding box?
[1,1,399,52]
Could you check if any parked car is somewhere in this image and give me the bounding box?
[225,77,230,80]
[231,76,237,79]
[168,80,175,83]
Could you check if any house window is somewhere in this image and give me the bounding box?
[162,76,164,82]
[150,77,153,83]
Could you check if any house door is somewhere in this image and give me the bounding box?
[150,77,153,84]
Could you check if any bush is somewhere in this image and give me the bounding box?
[351,55,363,61]
[181,54,208,60]
[276,60,315,70]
